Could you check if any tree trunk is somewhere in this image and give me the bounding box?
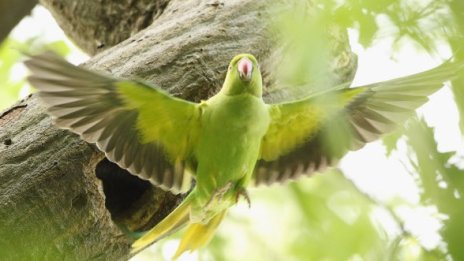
[0,0,37,43]
[0,0,356,260]
[0,98,131,260]
[39,0,170,55]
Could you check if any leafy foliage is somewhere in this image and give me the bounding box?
[0,38,27,110]
[404,118,464,260]
[0,37,70,111]
[315,0,456,52]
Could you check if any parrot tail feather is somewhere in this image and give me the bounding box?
[173,210,227,259]
[131,195,192,254]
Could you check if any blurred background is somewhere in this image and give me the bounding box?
[1,0,463,260]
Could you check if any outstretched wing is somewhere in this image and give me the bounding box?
[254,60,464,185]
[25,53,200,194]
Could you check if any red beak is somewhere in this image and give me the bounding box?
[238,57,253,81]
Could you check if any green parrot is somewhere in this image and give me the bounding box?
[25,52,463,258]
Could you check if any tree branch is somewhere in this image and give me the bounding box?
[39,0,171,55]
[0,0,37,43]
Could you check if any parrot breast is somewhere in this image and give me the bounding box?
[190,93,270,222]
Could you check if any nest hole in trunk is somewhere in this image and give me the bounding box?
[95,158,184,234]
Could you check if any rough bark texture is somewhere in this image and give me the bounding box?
[39,0,170,55]
[0,0,357,260]
[0,98,130,260]
[0,0,37,43]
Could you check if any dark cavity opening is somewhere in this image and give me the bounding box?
[95,159,151,218]
[95,158,184,234]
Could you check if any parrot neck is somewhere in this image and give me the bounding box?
[221,74,263,97]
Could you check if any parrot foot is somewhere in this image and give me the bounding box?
[213,182,233,199]
[205,182,233,209]
[236,188,251,208]
[205,182,251,210]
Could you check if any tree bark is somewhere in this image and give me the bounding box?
[39,0,170,55]
[0,98,131,260]
[0,0,37,43]
[0,0,357,260]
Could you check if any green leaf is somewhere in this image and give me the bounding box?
[382,126,404,156]
[0,37,72,111]
[404,118,464,260]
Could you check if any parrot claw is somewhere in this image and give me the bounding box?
[236,187,251,208]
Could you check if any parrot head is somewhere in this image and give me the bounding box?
[221,53,262,97]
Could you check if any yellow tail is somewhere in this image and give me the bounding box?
[131,192,227,259]
[173,210,227,259]
[131,196,192,254]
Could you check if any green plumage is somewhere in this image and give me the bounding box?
[25,52,464,258]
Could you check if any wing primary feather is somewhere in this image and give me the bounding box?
[26,52,198,194]
[255,59,464,186]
